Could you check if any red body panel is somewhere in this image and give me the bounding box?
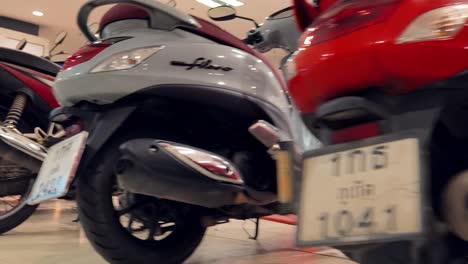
[290,0,468,113]
[0,63,59,108]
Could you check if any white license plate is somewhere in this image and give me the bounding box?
[297,136,424,246]
[27,132,88,205]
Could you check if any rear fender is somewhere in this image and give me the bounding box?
[55,85,294,184]
[50,105,136,174]
[136,85,294,140]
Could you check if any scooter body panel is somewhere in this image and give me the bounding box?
[54,28,289,112]
[290,0,468,114]
[54,26,319,150]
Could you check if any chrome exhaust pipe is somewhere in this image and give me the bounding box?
[0,125,46,172]
[158,141,243,185]
[116,139,275,208]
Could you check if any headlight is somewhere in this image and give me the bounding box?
[90,46,165,73]
[282,54,297,81]
[397,4,468,44]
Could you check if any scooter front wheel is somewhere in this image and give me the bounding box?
[77,133,206,264]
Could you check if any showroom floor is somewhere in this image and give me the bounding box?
[0,200,355,264]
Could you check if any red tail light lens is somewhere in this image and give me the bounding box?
[61,42,112,71]
[303,0,400,46]
[331,123,380,144]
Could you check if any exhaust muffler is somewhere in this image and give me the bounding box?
[116,139,275,208]
[0,126,46,172]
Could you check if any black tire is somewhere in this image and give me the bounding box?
[0,162,39,235]
[0,202,38,234]
[428,122,468,262]
[342,242,413,264]
[78,134,206,264]
[0,100,42,235]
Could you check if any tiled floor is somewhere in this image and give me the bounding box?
[0,200,355,264]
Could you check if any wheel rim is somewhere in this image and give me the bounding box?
[0,160,33,220]
[112,191,180,242]
[0,194,29,220]
[0,106,35,220]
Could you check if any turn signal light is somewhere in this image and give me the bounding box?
[303,0,400,46]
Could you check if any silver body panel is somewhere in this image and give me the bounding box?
[55,28,289,109]
[251,15,300,53]
[54,22,320,151]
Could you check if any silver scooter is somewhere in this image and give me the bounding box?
[0,0,317,263]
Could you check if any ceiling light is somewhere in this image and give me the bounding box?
[196,0,220,8]
[220,0,244,6]
[196,0,244,8]
[32,11,44,17]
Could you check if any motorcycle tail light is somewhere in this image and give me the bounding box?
[90,46,164,73]
[62,42,112,71]
[61,37,131,71]
[330,123,380,144]
[303,0,400,46]
[397,4,468,44]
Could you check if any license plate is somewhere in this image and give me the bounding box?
[297,134,425,247]
[27,132,88,205]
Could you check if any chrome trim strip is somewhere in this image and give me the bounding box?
[159,141,244,185]
[0,126,47,161]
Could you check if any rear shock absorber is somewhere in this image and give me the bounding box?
[4,93,28,129]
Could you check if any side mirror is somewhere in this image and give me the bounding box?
[208,6,237,21]
[55,31,68,45]
[16,39,27,50]
[268,6,294,20]
[208,6,259,27]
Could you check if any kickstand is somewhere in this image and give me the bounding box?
[251,218,260,240]
[72,206,80,223]
[242,218,260,240]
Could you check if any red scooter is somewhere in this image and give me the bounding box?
[0,47,59,234]
[289,0,468,263]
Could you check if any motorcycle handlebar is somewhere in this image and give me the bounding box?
[78,0,200,42]
[244,29,264,46]
[243,37,254,46]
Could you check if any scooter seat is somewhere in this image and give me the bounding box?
[99,4,258,57]
[0,47,60,76]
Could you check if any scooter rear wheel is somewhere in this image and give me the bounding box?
[78,133,206,264]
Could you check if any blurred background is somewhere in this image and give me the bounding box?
[0,0,291,65]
